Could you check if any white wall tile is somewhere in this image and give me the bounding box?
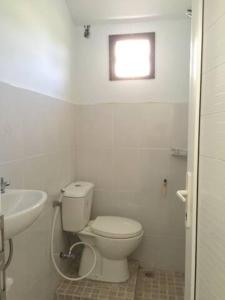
[77,104,114,149]
[114,103,174,149]
[139,149,170,191]
[114,104,142,148]
[0,160,24,189]
[92,189,118,218]
[77,147,113,189]
[0,82,77,300]
[132,234,185,271]
[138,104,174,149]
[112,148,140,191]
[149,235,185,271]
[0,82,188,294]
[0,91,24,163]
[76,102,188,271]
[21,96,47,156]
[171,104,188,149]
[111,190,140,221]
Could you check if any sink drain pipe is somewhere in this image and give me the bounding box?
[4,239,13,271]
[50,192,97,281]
[0,216,14,297]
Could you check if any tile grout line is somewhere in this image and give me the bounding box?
[55,260,184,300]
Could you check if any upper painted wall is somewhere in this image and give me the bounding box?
[67,0,192,24]
[0,0,76,102]
[74,19,191,104]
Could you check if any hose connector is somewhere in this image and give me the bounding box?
[60,252,76,260]
[52,201,62,208]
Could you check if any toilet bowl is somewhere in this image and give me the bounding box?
[78,216,143,282]
[62,182,143,283]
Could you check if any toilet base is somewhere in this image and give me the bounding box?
[78,245,129,283]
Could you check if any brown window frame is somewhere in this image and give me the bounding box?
[109,32,155,81]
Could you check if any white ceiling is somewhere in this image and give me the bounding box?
[66,0,192,25]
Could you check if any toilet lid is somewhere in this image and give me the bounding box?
[90,216,143,239]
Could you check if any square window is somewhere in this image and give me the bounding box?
[109,33,155,81]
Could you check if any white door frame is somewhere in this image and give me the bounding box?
[184,0,203,299]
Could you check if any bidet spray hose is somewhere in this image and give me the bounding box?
[50,193,97,281]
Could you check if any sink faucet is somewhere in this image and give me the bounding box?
[0,177,10,194]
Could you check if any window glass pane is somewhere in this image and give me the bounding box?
[115,39,151,78]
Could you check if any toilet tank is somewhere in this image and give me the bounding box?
[62,182,94,232]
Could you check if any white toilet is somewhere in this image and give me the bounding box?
[62,182,143,283]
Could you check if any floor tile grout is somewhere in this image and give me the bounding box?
[56,261,184,300]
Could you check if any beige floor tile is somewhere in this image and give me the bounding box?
[56,262,184,300]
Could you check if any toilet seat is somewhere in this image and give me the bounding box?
[89,216,143,239]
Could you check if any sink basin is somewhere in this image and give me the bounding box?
[1,189,47,239]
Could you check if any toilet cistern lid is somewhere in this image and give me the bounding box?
[62,181,94,198]
[90,216,143,239]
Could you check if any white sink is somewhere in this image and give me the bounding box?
[1,189,47,239]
